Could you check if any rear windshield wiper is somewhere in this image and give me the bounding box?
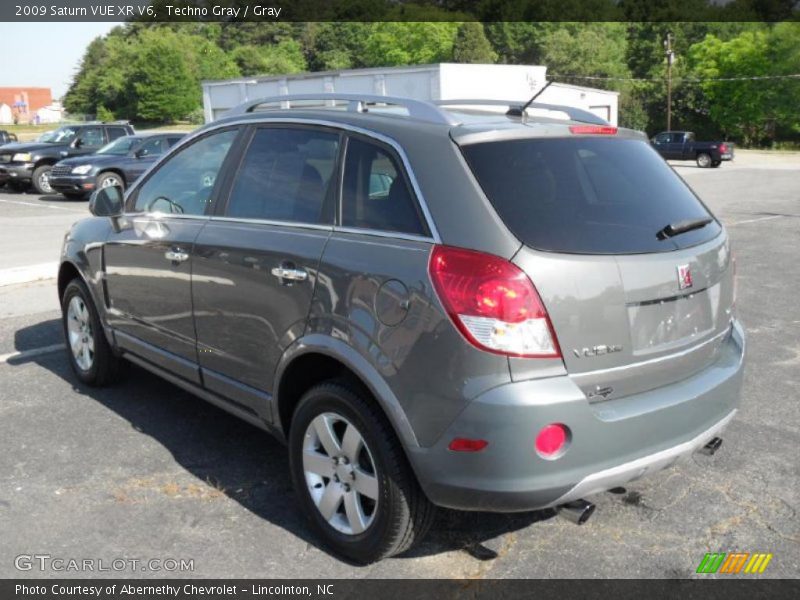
[656,217,713,240]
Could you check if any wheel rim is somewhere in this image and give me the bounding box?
[302,412,379,535]
[39,170,53,193]
[101,176,119,188]
[66,296,94,371]
[698,154,710,167]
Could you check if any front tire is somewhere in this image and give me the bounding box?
[97,171,125,191]
[32,165,54,194]
[61,278,123,386]
[289,381,435,563]
[696,153,712,168]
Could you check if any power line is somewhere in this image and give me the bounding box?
[550,73,800,82]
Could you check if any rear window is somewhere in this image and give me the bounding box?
[461,137,720,254]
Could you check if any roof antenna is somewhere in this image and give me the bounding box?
[507,80,553,120]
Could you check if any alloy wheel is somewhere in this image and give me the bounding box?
[302,412,379,535]
[66,296,94,371]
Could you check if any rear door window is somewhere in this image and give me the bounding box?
[107,126,129,142]
[341,137,427,236]
[461,137,720,254]
[225,127,340,224]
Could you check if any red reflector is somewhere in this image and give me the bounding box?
[535,424,569,458]
[569,125,618,135]
[448,438,489,452]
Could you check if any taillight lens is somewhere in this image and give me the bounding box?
[720,143,728,154]
[429,245,561,358]
[569,125,618,135]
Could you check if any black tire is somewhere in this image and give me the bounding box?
[289,381,435,564]
[696,153,712,168]
[32,164,54,194]
[96,171,125,191]
[711,160,722,168]
[64,192,88,201]
[61,278,123,386]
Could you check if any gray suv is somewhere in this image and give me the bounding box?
[58,94,745,563]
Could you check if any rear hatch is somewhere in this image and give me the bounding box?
[459,129,735,401]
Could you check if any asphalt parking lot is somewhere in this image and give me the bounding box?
[0,151,798,578]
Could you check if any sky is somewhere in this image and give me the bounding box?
[0,23,122,100]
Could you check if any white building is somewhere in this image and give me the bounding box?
[0,103,12,125]
[202,63,619,125]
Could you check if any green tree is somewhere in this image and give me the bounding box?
[362,22,460,66]
[131,30,197,122]
[453,22,498,63]
[230,40,307,77]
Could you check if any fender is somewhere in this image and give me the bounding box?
[272,333,420,449]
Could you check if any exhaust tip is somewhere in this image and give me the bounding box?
[699,437,723,456]
[558,499,596,525]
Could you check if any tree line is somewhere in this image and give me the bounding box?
[64,21,800,147]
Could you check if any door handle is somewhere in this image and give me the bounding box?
[271,266,308,282]
[165,249,189,263]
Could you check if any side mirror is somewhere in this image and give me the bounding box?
[89,185,124,218]
[134,148,148,159]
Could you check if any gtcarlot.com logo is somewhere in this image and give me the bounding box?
[696,552,773,574]
[15,554,194,573]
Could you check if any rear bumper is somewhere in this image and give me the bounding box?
[409,320,745,512]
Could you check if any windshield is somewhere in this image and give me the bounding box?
[97,136,138,155]
[461,137,720,254]
[38,127,78,144]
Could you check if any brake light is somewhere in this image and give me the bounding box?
[569,125,618,135]
[720,143,728,154]
[428,246,561,358]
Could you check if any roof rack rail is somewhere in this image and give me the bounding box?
[226,93,460,126]
[433,99,609,126]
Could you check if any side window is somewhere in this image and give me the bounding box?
[78,127,104,148]
[137,137,165,157]
[669,133,684,143]
[225,127,340,224]
[654,133,669,144]
[341,137,427,236]
[166,136,183,148]
[133,128,238,215]
[107,127,128,142]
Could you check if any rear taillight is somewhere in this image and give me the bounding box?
[428,246,561,358]
[720,143,728,154]
[569,125,618,135]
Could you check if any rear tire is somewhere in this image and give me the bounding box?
[7,180,27,193]
[32,165,54,194]
[711,160,721,168]
[289,381,435,564]
[61,278,123,386]
[696,153,712,168]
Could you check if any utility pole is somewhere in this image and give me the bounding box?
[664,32,675,132]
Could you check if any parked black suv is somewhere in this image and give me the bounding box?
[0,122,134,194]
[50,133,185,200]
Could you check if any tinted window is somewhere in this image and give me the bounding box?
[341,137,426,236]
[137,137,165,157]
[79,127,104,148]
[462,137,720,254]
[166,136,183,148]
[134,129,237,215]
[97,136,137,156]
[226,127,339,224]
[107,127,128,142]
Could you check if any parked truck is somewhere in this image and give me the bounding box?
[652,131,733,168]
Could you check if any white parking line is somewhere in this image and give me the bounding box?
[0,198,83,212]
[0,343,64,364]
[0,262,58,287]
[727,215,784,226]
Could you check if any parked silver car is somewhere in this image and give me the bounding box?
[58,94,744,563]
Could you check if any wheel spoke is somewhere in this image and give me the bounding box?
[303,450,335,478]
[317,482,343,521]
[352,468,379,500]
[69,333,82,354]
[87,335,95,352]
[340,423,363,462]
[312,415,341,457]
[343,490,367,534]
